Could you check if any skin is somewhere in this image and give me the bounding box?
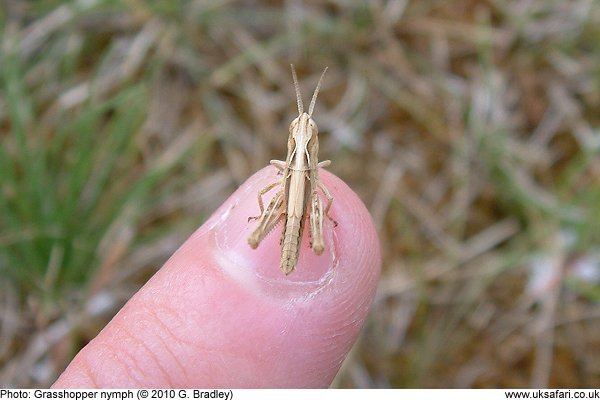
[52,167,381,388]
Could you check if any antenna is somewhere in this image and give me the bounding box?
[308,67,328,117]
[290,64,303,115]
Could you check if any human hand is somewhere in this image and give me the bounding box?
[53,167,381,388]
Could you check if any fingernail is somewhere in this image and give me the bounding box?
[211,169,338,297]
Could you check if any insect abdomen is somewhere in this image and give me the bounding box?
[280,218,303,274]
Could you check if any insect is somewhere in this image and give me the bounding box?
[247,65,335,275]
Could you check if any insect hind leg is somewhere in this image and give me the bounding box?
[309,191,325,255]
[317,180,337,227]
[248,190,285,249]
[248,181,281,221]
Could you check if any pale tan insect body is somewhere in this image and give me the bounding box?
[248,66,334,275]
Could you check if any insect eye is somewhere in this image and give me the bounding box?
[289,119,298,132]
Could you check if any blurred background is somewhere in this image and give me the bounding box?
[1,0,599,388]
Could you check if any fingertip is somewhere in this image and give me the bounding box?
[212,166,381,382]
[54,166,381,388]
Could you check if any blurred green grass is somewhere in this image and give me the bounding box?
[1,0,599,388]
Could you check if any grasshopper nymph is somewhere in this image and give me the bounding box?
[248,65,335,275]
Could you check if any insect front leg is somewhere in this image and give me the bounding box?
[248,181,281,221]
[270,159,286,172]
[248,190,285,249]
